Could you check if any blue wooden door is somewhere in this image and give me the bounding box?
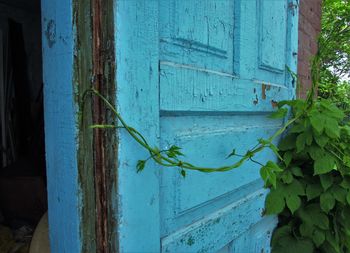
[116,0,298,252]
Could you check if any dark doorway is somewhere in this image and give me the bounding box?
[0,0,47,251]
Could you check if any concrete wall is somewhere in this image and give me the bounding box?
[297,0,322,98]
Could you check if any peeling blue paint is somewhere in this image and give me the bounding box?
[41,0,82,252]
[44,19,56,48]
[115,0,298,252]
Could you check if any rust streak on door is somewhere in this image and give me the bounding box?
[92,0,109,253]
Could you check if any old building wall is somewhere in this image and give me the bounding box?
[297,0,323,98]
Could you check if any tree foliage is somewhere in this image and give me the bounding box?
[318,0,350,110]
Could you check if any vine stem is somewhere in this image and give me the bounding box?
[83,88,299,173]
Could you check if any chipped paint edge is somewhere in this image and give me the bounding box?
[73,0,118,252]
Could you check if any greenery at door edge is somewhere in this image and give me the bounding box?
[264,84,350,252]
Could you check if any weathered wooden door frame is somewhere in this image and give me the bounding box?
[41,0,117,252]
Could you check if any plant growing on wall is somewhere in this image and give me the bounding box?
[88,87,290,179]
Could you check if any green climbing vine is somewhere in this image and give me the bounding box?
[85,87,294,181]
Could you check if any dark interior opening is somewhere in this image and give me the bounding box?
[0,0,47,251]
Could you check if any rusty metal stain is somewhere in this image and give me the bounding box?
[91,0,118,252]
[91,0,108,252]
[74,0,117,252]
[261,83,271,100]
[271,100,278,108]
[261,84,266,100]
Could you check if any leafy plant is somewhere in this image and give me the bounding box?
[264,96,350,253]
[264,1,350,252]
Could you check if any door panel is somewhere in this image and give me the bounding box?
[259,0,288,74]
[116,0,298,252]
[159,0,234,73]
[161,189,269,252]
[159,64,290,112]
[159,115,280,234]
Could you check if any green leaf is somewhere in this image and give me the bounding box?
[312,229,326,247]
[320,100,345,120]
[283,152,293,167]
[260,162,283,188]
[260,165,277,188]
[167,145,184,158]
[277,99,301,108]
[313,213,330,230]
[324,118,340,139]
[265,190,285,215]
[136,160,146,173]
[180,169,186,178]
[286,195,301,214]
[323,231,341,253]
[343,156,350,167]
[320,192,335,212]
[299,222,314,238]
[296,133,306,153]
[266,161,283,172]
[319,174,333,190]
[305,130,313,146]
[347,191,350,205]
[272,236,314,253]
[321,242,340,253]
[314,134,329,147]
[269,107,288,119]
[281,170,294,184]
[285,180,305,196]
[330,185,346,203]
[314,155,336,175]
[340,207,350,230]
[291,166,303,177]
[340,177,350,189]
[298,204,329,230]
[271,225,291,247]
[341,125,350,137]
[310,114,325,134]
[307,145,325,161]
[306,183,323,201]
[289,123,305,134]
[279,134,297,151]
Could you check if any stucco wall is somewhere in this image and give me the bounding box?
[297,0,322,98]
